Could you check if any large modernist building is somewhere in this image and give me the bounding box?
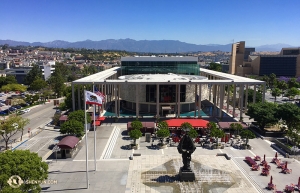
[72,56,265,120]
[229,41,300,77]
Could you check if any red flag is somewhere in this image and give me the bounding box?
[94,91,106,102]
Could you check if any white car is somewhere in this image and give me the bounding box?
[20,108,31,114]
[24,108,31,113]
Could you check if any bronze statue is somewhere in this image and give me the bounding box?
[177,134,196,171]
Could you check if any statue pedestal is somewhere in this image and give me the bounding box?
[179,167,195,182]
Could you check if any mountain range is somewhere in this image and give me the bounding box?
[0,39,297,53]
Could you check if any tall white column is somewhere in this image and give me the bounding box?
[226,84,230,113]
[198,84,202,118]
[114,85,117,117]
[118,84,120,117]
[177,84,181,118]
[262,84,266,102]
[219,85,224,118]
[136,84,139,117]
[239,84,244,121]
[194,84,198,117]
[253,85,257,103]
[245,85,249,110]
[233,85,236,118]
[72,84,75,111]
[156,84,159,118]
[78,85,81,110]
[213,84,217,117]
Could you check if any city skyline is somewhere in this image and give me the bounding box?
[1,0,300,47]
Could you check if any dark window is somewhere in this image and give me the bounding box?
[259,56,297,77]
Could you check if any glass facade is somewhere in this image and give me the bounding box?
[283,49,300,55]
[259,56,297,76]
[146,85,186,103]
[121,61,199,75]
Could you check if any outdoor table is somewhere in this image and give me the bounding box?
[285,185,295,192]
[261,168,269,176]
[268,183,276,190]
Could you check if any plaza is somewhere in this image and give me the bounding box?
[41,119,300,193]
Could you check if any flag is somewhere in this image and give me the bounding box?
[94,89,106,102]
[85,90,102,106]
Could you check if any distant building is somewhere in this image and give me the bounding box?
[229,41,300,77]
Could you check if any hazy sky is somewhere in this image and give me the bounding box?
[1,0,300,46]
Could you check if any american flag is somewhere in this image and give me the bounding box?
[94,89,106,102]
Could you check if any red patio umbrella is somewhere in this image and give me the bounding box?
[285,162,288,169]
[270,176,273,184]
[275,152,278,158]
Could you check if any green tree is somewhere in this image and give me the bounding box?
[180,122,193,131]
[0,116,29,150]
[47,68,66,97]
[0,150,48,193]
[286,87,300,100]
[208,63,222,72]
[156,128,170,145]
[246,102,278,130]
[68,110,91,124]
[23,64,43,86]
[206,122,217,129]
[129,129,142,145]
[58,102,68,111]
[277,80,288,97]
[229,123,243,136]
[188,128,198,139]
[271,88,281,102]
[1,84,27,92]
[287,78,299,89]
[245,89,263,104]
[5,75,18,85]
[131,120,143,130]
[52,113,61,126]
[210,128,225,146]
[60,119,84,137]
[276,103,300,130]
[269,73,277,89]
[30,77,47,91]
[261,75,270,88]
[240,130,255,146]
[17,117,30,141]
[157,121,169,130]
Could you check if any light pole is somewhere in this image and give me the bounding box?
[52,145,61,162]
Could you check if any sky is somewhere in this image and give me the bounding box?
[1,0,300,47]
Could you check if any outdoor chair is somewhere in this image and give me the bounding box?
[254,155,261,161]
[282,168,292,174]
[284,185,295,192]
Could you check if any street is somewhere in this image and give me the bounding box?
[0,100,62,149]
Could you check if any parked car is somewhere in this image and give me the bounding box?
[0,110,8,115]
[8,107,17,112]
[12,105,22,109]
[23,108,31,113]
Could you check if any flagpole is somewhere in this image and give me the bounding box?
[84,89,89,189]
[93,84,97,171]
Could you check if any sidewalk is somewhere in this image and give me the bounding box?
[11,127,43,150]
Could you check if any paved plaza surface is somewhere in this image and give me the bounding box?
[35,120,300,193]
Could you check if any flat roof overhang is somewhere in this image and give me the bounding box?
[72,67,265,85]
